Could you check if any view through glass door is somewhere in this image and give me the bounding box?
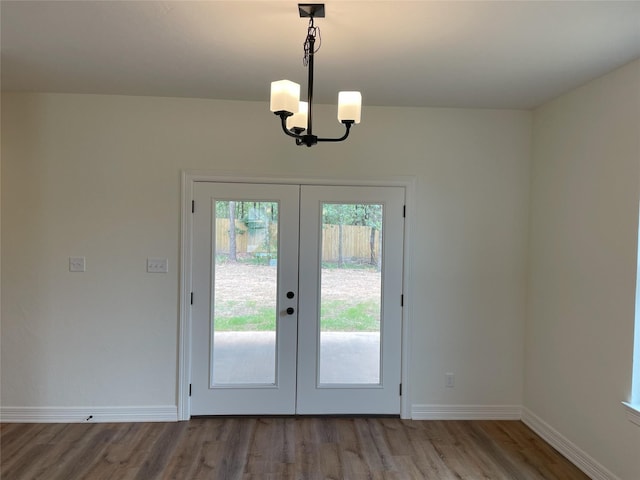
[190,182,404,415]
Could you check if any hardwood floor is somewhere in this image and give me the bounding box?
[1,418,589,479]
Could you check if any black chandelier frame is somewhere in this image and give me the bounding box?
[273,3,356,148]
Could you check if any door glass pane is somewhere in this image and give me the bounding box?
[212,200,279,385]
[319,203,383,384]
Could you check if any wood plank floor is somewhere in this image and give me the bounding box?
[1,418,589,479]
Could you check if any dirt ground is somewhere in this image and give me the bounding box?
[214,263,381,309]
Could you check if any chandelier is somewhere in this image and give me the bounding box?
[270,3,362,147]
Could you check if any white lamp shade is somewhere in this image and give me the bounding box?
[286,101,308,130]
[270,80,300,114]
[337,91,362,124]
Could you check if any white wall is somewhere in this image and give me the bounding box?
[526,59,640,480]
[1,93,531,413]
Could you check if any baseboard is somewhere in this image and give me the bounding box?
[411,404,522,420]
[521,407,621,480]
[0,405,178,423]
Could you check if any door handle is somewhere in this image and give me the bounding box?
[286,307,295,315]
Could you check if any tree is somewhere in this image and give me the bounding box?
[228,201,237,262]
[361,205,382,269]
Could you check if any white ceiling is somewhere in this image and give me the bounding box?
[2,1,639,109]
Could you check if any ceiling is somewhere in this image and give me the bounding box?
[2,1,639,109]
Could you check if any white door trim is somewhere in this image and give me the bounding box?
[178,170,416,420]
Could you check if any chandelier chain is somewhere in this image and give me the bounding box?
[303,17,321,67]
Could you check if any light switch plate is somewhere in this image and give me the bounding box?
[147,257,168,273]
[69,256,86,272]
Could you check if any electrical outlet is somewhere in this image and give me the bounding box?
[147,258,168,273]
[69,256,86,272]
[445,373,455,388]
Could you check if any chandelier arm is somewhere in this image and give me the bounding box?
[316,121,354,143]
[276,112,304,139]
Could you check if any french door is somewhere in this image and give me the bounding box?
[190,182,404,415]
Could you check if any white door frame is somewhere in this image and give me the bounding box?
[178,170,416,420]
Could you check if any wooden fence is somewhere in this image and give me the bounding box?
[215,219,381,263]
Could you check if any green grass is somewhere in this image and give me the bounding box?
[320,300,380,331]
[214,300,380,332]
[214,306,276,331]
